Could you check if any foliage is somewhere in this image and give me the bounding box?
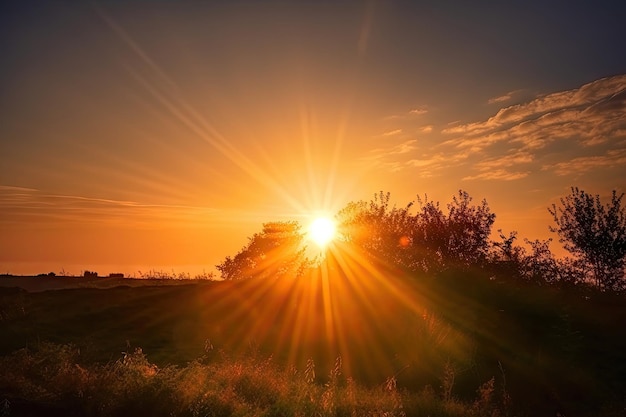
[336,191,417,269]
[420,190,495,269]
[489,231,588,287]
[0,343,511,417]
[337,190,495,273]
[548,187,626,291]
[216,221,310,280]
[136,269,215,280]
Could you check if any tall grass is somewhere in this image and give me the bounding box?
[0,343,509,417]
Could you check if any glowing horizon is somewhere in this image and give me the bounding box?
[1,2,625,275]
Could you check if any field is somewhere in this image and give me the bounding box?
[1,272,625,416]
[0,276,201,292]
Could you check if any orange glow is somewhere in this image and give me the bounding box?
[1,2,622,276]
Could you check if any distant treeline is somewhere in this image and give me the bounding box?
[27,270,216,280]
[218,187,626,292]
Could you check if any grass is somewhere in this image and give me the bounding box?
[1,270,625,416]
[0,342,509,417]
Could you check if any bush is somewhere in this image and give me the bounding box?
[0,344,512,417]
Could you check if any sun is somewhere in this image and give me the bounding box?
[308,217,337,248]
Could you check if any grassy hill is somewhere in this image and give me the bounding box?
[1,271,625,416]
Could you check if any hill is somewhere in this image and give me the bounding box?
[1,270,625,416]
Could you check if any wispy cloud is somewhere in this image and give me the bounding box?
[385,105,429,120]
[0,185,38,192]
[462,151,533,181]
[463,170,530,181]
[473,151,534,170]
[361,139,423,172]
[0,186,219,227]
[382,129,403,137]
[444,75,625,137]
[405,152,470,177]
[487,89,522,104]
[542,148,626,176]
[364,74,626,182]
[441,74,626,180]
[409,106,429,116]
[365,140,417,158]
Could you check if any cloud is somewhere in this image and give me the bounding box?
[360,150,469,179]
[473,152,534,170]
[487,89,522,104]
[439,74,626,180]
[443,75,626,137]
[0,185,38,192]
[385,105,429,120]
[365,140,417,159]
[361,139,438,174]
[403,152,470,177]
[364,74,626,182]
[0,186,218,227]
[382,129,402,137]
[463,170,530,181]
[462,152,533,181]
[409,106,428,116]
[542,148,626,176]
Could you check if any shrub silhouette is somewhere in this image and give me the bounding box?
[549,187,626,291]
[337,190,495,274]
[216,221,309,280]
[217,187,625,293]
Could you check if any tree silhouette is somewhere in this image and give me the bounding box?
[337,190,495,273]
[216,221,309,280]
[336,191,418,269]
[418,190,495,269]
[549,187,626,291]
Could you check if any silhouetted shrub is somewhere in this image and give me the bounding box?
[216,221,310,280]
[549,187,626,291]
[337,190,495,274]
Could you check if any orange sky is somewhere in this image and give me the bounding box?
[1,1,625,276]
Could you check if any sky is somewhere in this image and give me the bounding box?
[1,0,625,276]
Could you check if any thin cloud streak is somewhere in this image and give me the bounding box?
[382,129,403,137]
[463,170,530,181]
[0,186,220,227]
[384,105,429,120]
[409,106,429,116]
[543,148,626,176]
[487,89,522,104]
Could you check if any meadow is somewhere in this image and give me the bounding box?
[1,269,625,417]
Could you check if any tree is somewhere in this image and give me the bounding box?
[336,190,496,274]
[336,192,417,270]
[549,187,626,291]
[417,190,495,269]
[216,221,309,280]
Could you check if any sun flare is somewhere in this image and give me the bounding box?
[308,217,336,248]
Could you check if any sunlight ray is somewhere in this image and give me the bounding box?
[97,7,308,214]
